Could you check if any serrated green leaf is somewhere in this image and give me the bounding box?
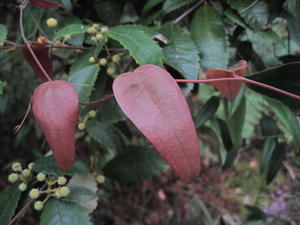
[99,98,126,124]
[160,23,200,80]
[68,65,99,102]
[260,138,277,174]
[103,146,168,183]
[265,97,300,151]
[86,120,122,152]
[62,187,98,204]
[40,199,93,225]
[33,156,89,176]
[0,185,22,225]
[0,81,6,95]
[195,96,220,128]
[227,0,269,29]
[163,0,196,13]
[191,5,229,70]
[0,24,7,46]
[53,24,89,41]
[108,25,163,66]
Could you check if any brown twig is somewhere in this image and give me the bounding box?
[6,199,34,225]
[13,98,32,134]
[79,94,114,105]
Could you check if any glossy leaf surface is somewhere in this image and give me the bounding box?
[32,80,79,170]
[22,42,54,81]
[113,64,200,182]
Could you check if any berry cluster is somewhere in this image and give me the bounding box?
[78,110,97,131]
[87,24,108,43]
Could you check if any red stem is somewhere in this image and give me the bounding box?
[13,98,32,134]
[79,94,114,105]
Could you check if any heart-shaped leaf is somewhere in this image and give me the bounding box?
[205,60,247,100]
[22,42,54,81]
[112,64,200,183]
[32,80,79,170]
[30,0,61,8]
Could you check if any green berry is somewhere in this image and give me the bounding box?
[28,162,34,170]
[92,24,99,29]
[36,173,46,182]
[12,162,22,171]
[88,110,97,118]
[90,36,97,42]
[34,201,44,211]
[100,26,109,34]
[112,54,121,63]
[59,187,71,197]
[96,174,105,184]
[64,35,71,40]
[46,18,58,28]
[89,57,96,64]
[78,122,86,130]
[99,58,107,66]
[106,67,115,75]
[57,176,67,185]
[8,173,19,183]
[87,27,97,34]
[22,169,31,177]
[96,33,103,40]
[29,188,40,199]
[18,183,27,192]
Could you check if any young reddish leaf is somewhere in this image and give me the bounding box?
[22,42,54,82]
[112,64,201,183]
[30,0,61,8]
[32,80,79,170]
[205,60,247,100]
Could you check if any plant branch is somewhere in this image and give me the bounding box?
[7,199,34,225]
[174,0,204,24]
[79,94,114,105]
[13,98,32,134]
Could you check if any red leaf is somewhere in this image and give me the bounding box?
[32,80,79,170]
[22,42,54,82]
[113,64,200,183]
[30,0,61,8]
[205,60,247,100]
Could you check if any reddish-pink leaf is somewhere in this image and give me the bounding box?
[30,0,61,8]
[205,60,247,100]
[32,80,79,170]
[22,42,54,82]
[112,64,201,183]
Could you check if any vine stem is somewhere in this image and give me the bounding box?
[79,94,114,105]
[6,199,34,225]
[19,1,52,82]
[13,98,32,134]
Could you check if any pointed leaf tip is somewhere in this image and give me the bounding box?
[112,64,201,182]
[32,80,79,170]
[205,60,247,100]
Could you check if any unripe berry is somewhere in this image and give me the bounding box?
[34,201,44,211]
[106,67,115,75]
[18,183,27,192]
[46,18,58,28]
[59,187,71,197]
[28,162,34,170]
[112,54,121,63]
[87,27,97,34]
[90,36,97,42]
[64,35,71,40]
[78,122,86,130]
[100,26,109,34]
[88,110,97,118]
[36,173,46,182]
[29,188,40,199]
[89,57,96,64]
[12,162,22,171]
[96,33,103,40]
[22,169,31,177]
[57,176,67,185]
[8,173,19,183]
[92,24,99,29]
[99,58,107,66]
[96,174,105,184]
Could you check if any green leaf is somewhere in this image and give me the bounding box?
[0,185,22,225]
[24,5,44,37]
[143,0,164,13]
[191,5,229,70]
[60,0,72,11]
[0,24,7,46]
[224,8,249,28]
[265,97,300,151]
[0,81,6,95]
[62,187,98,204]
[103,146,168,183]
[99,98,126,124]
[247,62,300,113]
[68,65,100,102]
[86,120,122,152]
[227,0,269,29]
[160,23,200,80]
[53,24,89,41]
[260,115,281,137]
[260,138,277,174]
[286,0,300,47]
[195,96,220,128]
[33,156,89,176]
[108,25,163,66]
[266,142,285,184]
[40,199,93,225]
[163,0,196,13]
